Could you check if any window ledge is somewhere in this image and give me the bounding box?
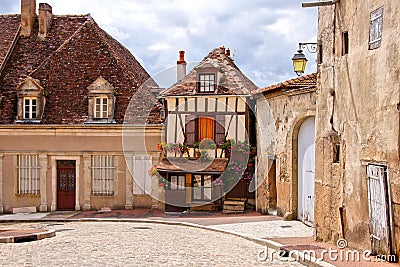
[15,120,42,124]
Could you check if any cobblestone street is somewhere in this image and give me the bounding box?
[0,222,303,266]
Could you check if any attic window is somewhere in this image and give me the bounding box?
[16,77,45,123]
[369,6,384,50]
[94,97,108,119]
[86,77,115,123]
[198,74,216,93]
[24,98,37,119]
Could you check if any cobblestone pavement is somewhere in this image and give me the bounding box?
[209,220,314,239]
[0,222,304,266]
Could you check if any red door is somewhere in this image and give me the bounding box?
[57,161,76,210]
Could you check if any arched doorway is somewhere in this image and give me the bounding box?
[297,116,315,226]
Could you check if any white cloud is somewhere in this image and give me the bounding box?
[1,0,318,87]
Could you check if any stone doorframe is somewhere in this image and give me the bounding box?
[51,156,81,211]
[290,113,315,219]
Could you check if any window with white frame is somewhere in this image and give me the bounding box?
[369,6,384,50]
[168,175,185,191]
[23,98,37,119]
[198,74,216,93]
[17,154,40,194]
[94,97,108,119]
[132,156,152,195]
[91,155,115,195]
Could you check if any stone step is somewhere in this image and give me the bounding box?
[223,200,245,206]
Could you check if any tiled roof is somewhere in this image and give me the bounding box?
[255,72,317,95]
[157,157,229,173]
[0,13,161,124]
[161,47,258,96]
[0,15,20,75]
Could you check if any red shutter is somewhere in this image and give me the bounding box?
[215,115,225,144]
[185,115,196,145]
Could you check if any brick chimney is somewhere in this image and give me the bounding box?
[38,3,52,38]
[177,50,186,82]
[226,48,231,57]
[21,0,36,37]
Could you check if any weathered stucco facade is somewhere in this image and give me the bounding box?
[255,74,316,221]
[316,0,400,258]
[0,126,162,213]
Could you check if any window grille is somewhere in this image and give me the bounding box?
[91,155,115,195]
[17,154,40,194]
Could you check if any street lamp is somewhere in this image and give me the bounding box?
[292,42,317,76]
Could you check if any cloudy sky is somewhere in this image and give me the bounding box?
[1,0,318,88]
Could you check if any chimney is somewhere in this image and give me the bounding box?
[177,50,187,82]
[21,0,36,37]
[38,3,52,38]
[219,46,225,53]
[226,48,231,57]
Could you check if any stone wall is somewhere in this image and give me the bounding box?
[256,89,316,216]
[316,0,400,256]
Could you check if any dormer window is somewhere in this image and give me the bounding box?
[87,76,115,123]
[16,77,45,123]
[94,97,108,118]
[198,74,216,93]
[24,98,37,119]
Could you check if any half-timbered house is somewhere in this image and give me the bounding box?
[156,47,258,212]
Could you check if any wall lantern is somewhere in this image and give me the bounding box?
[292,42,317,76]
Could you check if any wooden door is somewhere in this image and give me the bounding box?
[367,164,392,255]
[57,161,76,210]
[297,117,315,226]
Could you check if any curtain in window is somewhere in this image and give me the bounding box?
[198,117,215,141]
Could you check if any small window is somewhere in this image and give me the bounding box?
[23,98,37,119]
[91,155,115,195]
[94,97,108,119]
[369,6,384,50]
[17,154,40,194]
[318,43,323,64]
[333,144,340,163]
[342,32,349,55]
[192,174,212,201]
[168,175,185,191]
[198,74,216,93]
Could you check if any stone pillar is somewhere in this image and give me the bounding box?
[51,156,56,211]
[125,154,133,210]
[0,153,3,213]
[75,158,81,211]
[39,154,48,212]
[82,155,91,210]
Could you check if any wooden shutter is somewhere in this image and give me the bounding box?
[185,115,196,145]
[215,115,225,144]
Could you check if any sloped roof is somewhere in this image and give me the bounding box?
[161,47,258,96]
[255,72,317,95]
[0,15,20,74]
[0,13,161,124]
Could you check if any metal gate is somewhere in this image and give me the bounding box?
[366,164,392,255]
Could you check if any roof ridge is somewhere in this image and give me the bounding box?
[29,20,92,76]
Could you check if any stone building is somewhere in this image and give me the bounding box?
[156,47,258,212]
[316,0,399,258]
[254,73,316,226]
[0,0,162,213]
